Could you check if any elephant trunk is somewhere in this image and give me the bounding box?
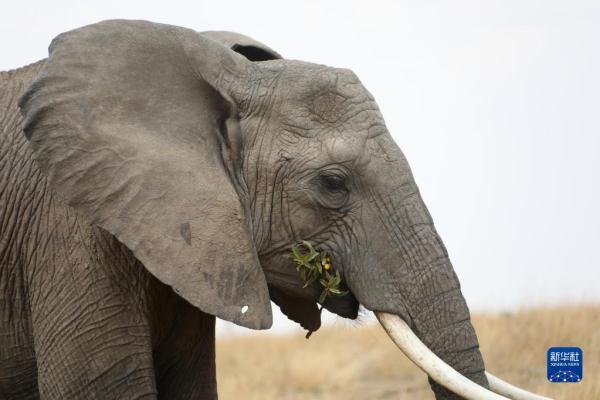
[350,146,550,398]
[393,252,489,399]
[370,189,489,398]
[365,194,551,399]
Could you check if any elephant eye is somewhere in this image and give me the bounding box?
[316,170,349,210]
[320,173,347,193]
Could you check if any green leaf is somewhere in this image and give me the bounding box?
[291,246,301,259]
[316,262,323,274]
[318,289,328,304]
[290,240,348,304]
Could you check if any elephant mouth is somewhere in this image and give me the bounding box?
[321,284,359,319]
[260,244,359,331]
[260,243,357,311]
[268,285,358,332]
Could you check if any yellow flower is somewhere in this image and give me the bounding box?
[323,263,331,271]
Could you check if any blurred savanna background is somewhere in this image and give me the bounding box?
[217,305,600,399]
[4,1,599,399]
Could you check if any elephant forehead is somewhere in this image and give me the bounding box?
[274,63,387,139]
[307,72,373,120]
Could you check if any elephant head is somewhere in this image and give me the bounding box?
[19,20,548,400]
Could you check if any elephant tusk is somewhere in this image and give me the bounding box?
[376,312,507,399]
[376,312,553,400]
[486,372,552,400]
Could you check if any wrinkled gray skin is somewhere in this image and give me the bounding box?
[0,20,487,399]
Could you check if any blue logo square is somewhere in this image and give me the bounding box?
[547,347,583,383]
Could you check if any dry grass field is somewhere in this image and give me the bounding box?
[216,305,599,399]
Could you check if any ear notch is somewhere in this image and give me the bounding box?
[232,45,280,62]
[200,30,283,61]
[19,20,272,329]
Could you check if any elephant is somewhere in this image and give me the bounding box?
[0,20,549,400]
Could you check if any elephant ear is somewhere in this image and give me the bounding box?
[201,31,283,61]
[19,20,272,329]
